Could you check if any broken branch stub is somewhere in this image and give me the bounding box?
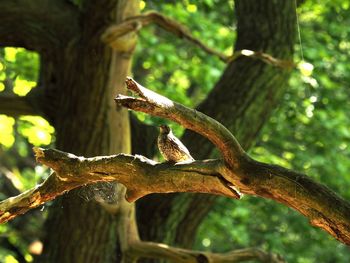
[114,77,350,246]
[1,78,350,246]
[116,77,245,168]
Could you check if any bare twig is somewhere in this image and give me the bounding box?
[229,49,295,68]
[102,11,294,68]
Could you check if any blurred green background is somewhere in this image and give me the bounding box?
[1,0,350,262]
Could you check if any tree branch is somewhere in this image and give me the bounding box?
[1,78,350,246]
[101,11,294,68]
[0,147,238,224]
[118,77,245,166]
[136,1,298,247]
[0,93,40,117]
[116,78,350,245]
[128,241,285,263]
[0,0,80,51]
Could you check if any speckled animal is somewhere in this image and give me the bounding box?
[157,125,194,162]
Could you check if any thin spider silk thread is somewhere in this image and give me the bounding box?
[294,0,312,98]
[294,0,304,62]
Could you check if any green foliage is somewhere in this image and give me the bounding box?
[2,48,39,94]
[0,115,15,148]
[252,0,350,199]
[0,48,50,262]
[195,1,350,261]
[0,48,53,149]
[133,1,350,258]
[196,196,350,262]
[1,0,350,262]
[134,0,234,136]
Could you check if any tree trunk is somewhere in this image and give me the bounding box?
[137,0,296,249]
[0,0,297,261]
[38,1,139,262]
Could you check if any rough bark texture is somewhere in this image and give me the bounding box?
[136,0,296,249]
[0,0,300,262]
[3,80,350,249]
[0,0,79,51]
[0,94,39,116]
[29,1,139,262]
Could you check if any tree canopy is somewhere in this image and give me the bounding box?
[0,0,350,262]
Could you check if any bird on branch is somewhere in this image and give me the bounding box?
[157,125,194,163]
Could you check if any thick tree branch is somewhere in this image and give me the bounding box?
[102,11,294,68]
[160,0,300,247]
[0,147,238,224]
[0,0,80,51]
[0,93,40,117]
[116,78,350,245]
[118,77,245,167]
[136,1,298,246]
[1,78,350,246]
[128,241,285,263]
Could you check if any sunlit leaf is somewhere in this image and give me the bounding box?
[140,0,146,10]
[13,78,36,96]
[4,255,19,263]
[0,115,15,148]
[298,61,314,76]
[187,4,197,13]
[4,47,17,62]
[18,116,55,146]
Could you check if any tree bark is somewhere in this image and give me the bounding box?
[36,1,139,262]
[136,0,296,249]
[0,0,299,261]
[2,79,350,249]
[0,0,79,51]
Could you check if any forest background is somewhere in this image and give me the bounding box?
[0,0,350,262]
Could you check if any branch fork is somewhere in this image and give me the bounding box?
[102,11,294,68]
[1,78,350,247]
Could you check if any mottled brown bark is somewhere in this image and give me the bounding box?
[0,0,79,51]
[33,1,139,262]
[0,94,39,117]
[136,0,296,249]
[2,80,350,247]
[0,0,302,261]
